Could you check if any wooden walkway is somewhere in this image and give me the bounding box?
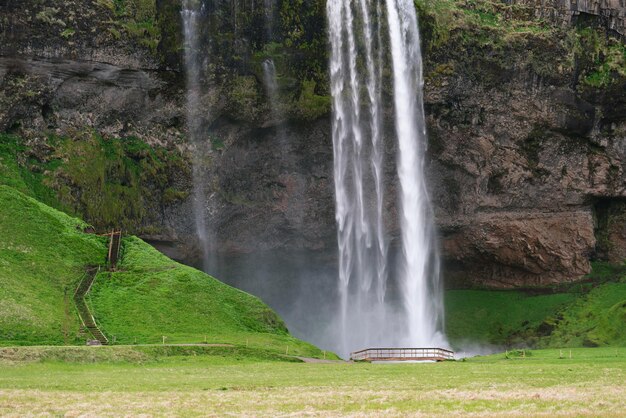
[350,348,455,362]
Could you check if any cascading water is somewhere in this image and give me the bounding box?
[264,0,277,40]
[261,0,287,145]
[327,0,446,357]
[328,0,389,356]
[181,0,211,271]
[385,0,445,347]
[262,59,287,145]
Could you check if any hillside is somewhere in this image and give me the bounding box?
[0,185,326,357]
[0,185,105,345]
[1,164,625,353]
[446,265,626,349]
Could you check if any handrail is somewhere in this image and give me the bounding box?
[351,347,455,355]
[74,266,108,345]
[107,230,122,270]
[350,347,455,361]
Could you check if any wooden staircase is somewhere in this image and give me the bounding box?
[74,230,123,345]
[74,267,108,345]
[107,230,122,270]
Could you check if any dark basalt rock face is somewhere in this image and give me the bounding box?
[512,0,626,38]
[425,72,626,286]
[1,0,625,288]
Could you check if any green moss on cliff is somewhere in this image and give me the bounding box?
[416,0,626,91]
[97,0,161,55]
[575,28,626,88]
[0,133,190,235]
[0,135,61,209]
[416,0,553,51]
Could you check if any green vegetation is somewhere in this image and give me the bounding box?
[415,0,554,51]
[543,282,626,347]
[446,290,577,347]
[87,236,326,356]
[59,28,76,39]
[0,135,60,207]
[446,262,626,349]
[279,0,328,88]
[98,0,160,53]
[0,347,624,415]
[292,79,331,121]
[573,28,626,88]
[416,0,625,89]
[0,345,302,365]
[0,185,327,358]
[0,185,106,345]
[416,0,568,87]
[0,133,189,234]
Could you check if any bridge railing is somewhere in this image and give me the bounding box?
[350,347,455,361]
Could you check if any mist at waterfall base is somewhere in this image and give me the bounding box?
[181,0,448,358]
[209,247,422,356]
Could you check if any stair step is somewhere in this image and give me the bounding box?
[74,267,108,345]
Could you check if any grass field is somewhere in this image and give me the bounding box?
[0,346,625,416]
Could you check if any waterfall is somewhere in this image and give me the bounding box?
[327,0,446,356]
[262,59,287,145]
[181,0,211,271]
[262,59,279,112]
[385,0,445,346]
[264,0,276,40]
[327,0,389,356]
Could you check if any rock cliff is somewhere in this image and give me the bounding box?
[1,0,625,288]
[512,0,625,37]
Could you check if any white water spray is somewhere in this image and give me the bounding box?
[385,0,445,346]
[327,0,446,356]
[182,0,211,271]
[262,59,287,143]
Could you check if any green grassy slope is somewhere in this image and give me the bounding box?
[542,282,626,348]
[0,185,326,357]
[445,290,577,347]
[446,268,626,349]
[87,236,327,356]
[0,185,106,345]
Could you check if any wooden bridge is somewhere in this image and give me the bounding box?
[350,347,455,362]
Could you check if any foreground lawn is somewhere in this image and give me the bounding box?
[0,347,625,416]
